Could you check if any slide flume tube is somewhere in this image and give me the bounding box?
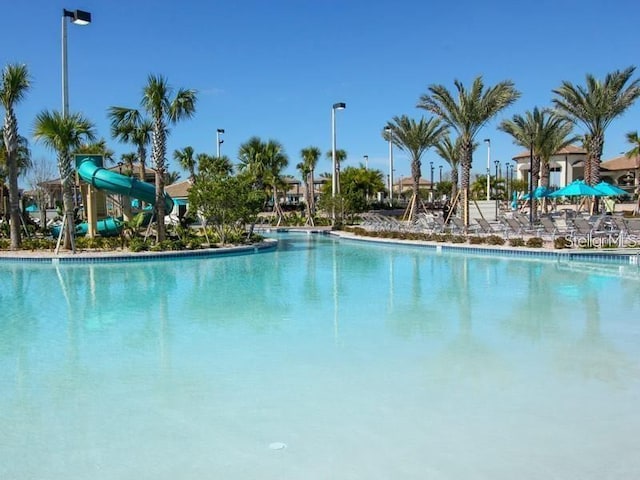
[77,156,174,213]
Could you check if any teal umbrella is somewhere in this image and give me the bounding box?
[522,186,552,200]
[549,180,606,198]
[594,181,629,197]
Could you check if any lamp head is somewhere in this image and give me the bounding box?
[484,138,490,144]
[217,128,225,134]
[64,9,91,25]
[332,102,346,110]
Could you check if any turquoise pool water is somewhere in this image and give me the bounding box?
[1,234,639,479]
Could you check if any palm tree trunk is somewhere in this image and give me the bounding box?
[410,159,421,222]
[59,152,75,250]
[309,169,316,215]
[460,143,472,227]
[152,118,166,242]
[450,167,459,202]
[540,160,550,212]
[3,114,21,249]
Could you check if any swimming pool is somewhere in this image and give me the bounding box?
[1,234,639,479]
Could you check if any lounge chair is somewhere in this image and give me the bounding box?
[475,218,506,236]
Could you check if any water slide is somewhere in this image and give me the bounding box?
[56,156,174,236]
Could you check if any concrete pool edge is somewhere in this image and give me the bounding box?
[330,230,640,266]
[0,239,278,264]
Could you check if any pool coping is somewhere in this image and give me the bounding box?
[0,239,278,264]
[329,230,640,266]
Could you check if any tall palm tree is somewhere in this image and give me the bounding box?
[383,115,447,221]
[434,135,462,201]
[33,110,96,250]
[418,76,520,226]
[140,74,196,241]
[238,136,268,193]
[108,106,153,182]
[1,63,30,249]
[552,66,640,186]
[173,145,196,180]
[296,159,312,223]
[500,108,576,215]
[300,146,321,220]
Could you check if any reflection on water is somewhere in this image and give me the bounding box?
[1,235,640,479]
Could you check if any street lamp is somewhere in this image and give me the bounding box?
[430,161,434,199]
[363,154,368,170]
[216,128,224,157]
[384,126,394,206]
[439,165,443,183]
[484,138,491,201]
[331,102,346,200]
[62,9,91,117]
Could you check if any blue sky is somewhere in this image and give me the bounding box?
[2,0,639,186]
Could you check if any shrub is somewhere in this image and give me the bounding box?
[553,237,570,249]
[468,236,485,245]
[526,237,544,248]
[0,239,10,249]
[128,238,149,252]
[486,235,505,246]
[509,237,525,247]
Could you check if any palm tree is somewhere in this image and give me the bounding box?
[499,108,576,216]
[383,115,447,221]
[299,146,321,223]
[418,76,520,226]
[262,139,289,224]
[75,138,115,163]
[140,74,196,241]
[197,153,233,177]
[33,110,96,250]
[238,137,289,224]
[625,131,640,214]
[552,66,640,186]
[108,106,153,182]
[325,148,347,193]
[121,152,136,175]
[173,145,197,180]
[1,63,30,249]
[434,135,462,202]
[296,159,312,223]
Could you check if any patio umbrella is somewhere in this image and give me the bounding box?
[549,180,607,198]
[522,186,552,200]
[593,181,630,197]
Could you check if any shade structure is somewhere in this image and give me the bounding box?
[593,181,630,197]
[549,180,606,198]
[522,186,552,200]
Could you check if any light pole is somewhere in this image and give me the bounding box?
[62,9,91,117]
[384,126,394,206]
[216,128,224,157]
[484,138,491,201]
[331,102,346,201]
[529,139,534,226]
[439,165,443,183]
[494,159,500,220]
[430,161,434,201]
[363,154,368,170]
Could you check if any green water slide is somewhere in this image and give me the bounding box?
[77,156,174,213]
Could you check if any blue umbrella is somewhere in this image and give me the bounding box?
[593,181,629,197]
[522,186,552,200]
[549,180,606,198]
